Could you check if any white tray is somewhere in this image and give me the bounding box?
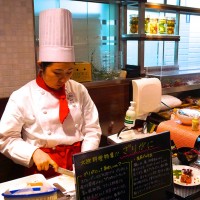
[0,174,47,200]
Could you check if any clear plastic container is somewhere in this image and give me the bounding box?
[158,17,167,34]
[192,114,199,131]
[129,14,138,33]
[145,16,150,33]
[149,18,158,34]
[167,17,176,34]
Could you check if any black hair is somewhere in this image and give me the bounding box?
[40,62,53,71]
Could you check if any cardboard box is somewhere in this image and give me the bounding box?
[71,62,92,82]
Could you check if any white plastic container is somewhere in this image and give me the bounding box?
[124,101,136,128]
[132,78,161,119]
[2,187,57,200]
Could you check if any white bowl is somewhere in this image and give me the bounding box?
[176,108,200,125]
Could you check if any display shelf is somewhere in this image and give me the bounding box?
[125,2,200,15]
[120,0,181,77]
[75,0,147,4]
[122,34,180,41]
[145,3,200,15]
[147,69,200,77]
[147,69,200,94]
[162,84,200,95]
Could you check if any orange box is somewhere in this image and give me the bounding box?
[71,62,92,82]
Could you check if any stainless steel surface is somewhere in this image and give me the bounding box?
[57,167,74,177]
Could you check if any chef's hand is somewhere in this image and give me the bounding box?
[32,149,58,172]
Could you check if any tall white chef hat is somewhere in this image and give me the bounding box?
[39,8,75,62]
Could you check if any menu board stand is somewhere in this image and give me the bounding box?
[73,131,174,200]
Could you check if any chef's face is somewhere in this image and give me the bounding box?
[41,62,74,90]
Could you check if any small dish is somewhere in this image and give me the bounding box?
[177,147,198,165]
[176,108,200,125]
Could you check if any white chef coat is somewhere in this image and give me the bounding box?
[0,79,102,167]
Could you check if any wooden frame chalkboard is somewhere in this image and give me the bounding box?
[73,131,174,200]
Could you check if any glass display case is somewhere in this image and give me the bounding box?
[120,0,200,93]
[33,0,200,94]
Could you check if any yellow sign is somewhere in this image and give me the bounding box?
[71,62,92,82]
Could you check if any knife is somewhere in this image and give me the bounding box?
[57,167,74,177]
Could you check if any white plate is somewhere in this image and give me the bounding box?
[173,165,200,186]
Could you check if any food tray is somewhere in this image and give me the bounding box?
[0,174,47,200]
[2,188,57,200]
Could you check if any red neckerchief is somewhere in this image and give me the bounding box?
[36,74,69,123]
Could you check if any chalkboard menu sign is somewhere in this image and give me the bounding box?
[73,131,174,200]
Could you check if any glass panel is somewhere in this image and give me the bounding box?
[148,0,179,5]
[148,1,200,9]
[33,0,120,81]
[147,0,164,3]
[178,14,200,70]
[166,0,178,6]
[127,41,138,65]
[144,41,176,67]
[180,0,200,8]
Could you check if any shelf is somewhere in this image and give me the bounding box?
[162,84,200,95]
[147,69,200,77]
[145,3,200,15]
[147,69,200,94]
[75,0,147,4]
[120,0,147,6]
[125,2,200,15]
[121,34,180,41]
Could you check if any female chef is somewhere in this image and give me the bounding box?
[0,8,102,178]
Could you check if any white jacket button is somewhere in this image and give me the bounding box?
[43,111,47,114]
[47,131,51,135]
[41,91,45,95]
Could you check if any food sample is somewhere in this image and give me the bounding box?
[173,169,182,179]
[180,169,193,184]
[173,168,193,184]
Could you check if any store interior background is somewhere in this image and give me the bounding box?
[1,0,200,182]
